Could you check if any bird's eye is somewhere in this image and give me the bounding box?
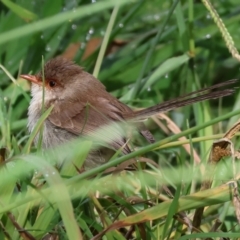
[49,80,56,87]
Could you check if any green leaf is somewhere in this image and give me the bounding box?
[141,54,190,92]
[102,183,233,233]
[1,0,37,21]
[0,0,134,45]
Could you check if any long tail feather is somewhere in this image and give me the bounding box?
[132,79,238,120]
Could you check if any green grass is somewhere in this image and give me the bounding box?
[0,0,240,239]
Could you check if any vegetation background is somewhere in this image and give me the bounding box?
[0,0,240,239]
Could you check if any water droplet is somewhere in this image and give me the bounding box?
[89,27,94,35]
[206,14,211,19]
[118,23,124,28]
[44,173,49,178]
[57,35,62,40]
[100,30,105,36]
[91,0,96,3]
[72,8,76,13]
[85,27,94,41]
[72,24,77,30]
[165,74,169,78]
[62,7,67,12]
[4,97,8,101]
[40,34,44,39]
[147,87,151,92]
[205,34,211,39]
[45,45,51,52]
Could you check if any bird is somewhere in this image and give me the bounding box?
[20,57,237,169]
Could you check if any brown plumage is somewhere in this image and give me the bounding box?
[20,57,237,168]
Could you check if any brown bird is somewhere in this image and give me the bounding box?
[20,57,237,168]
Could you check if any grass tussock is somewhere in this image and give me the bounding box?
[0,0,240,239]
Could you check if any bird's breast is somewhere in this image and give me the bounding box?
[28,98,76,148]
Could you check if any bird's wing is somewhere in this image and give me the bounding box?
[48,97,131,154]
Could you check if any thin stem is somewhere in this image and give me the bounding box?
[93,6,119,78]
[69,108,240,183]
[130,0,180,99]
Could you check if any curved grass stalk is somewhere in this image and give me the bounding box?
[202,0,240,61]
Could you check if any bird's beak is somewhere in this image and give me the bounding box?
[20,74,42,85]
